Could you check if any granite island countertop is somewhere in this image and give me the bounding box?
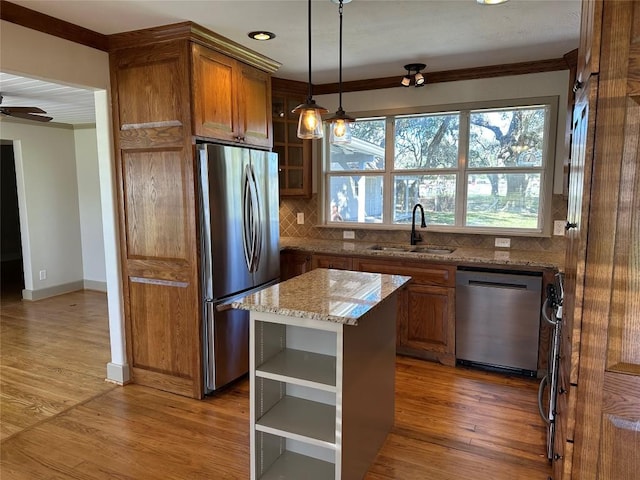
[280,237,565,271]
[229,268,411,326]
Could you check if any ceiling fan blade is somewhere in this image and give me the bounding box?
[1,110,53,122]
[1,106,47,114]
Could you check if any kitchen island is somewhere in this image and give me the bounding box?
[229,268,411,480]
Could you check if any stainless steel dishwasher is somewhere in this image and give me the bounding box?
[456,268,542,376]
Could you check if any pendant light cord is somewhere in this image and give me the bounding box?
[307,0,313,102]
[338,0,343,110]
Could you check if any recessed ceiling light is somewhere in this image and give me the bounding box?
[248,31,276,41]
[477,0,509,4]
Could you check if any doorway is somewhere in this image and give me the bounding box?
[1,141,24,301]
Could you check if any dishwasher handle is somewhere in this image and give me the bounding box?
[467,279,528,290]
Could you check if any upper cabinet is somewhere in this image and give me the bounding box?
[192,44,273,148]
[272,89,313,198]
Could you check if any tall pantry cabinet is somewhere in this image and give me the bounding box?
[108,22,280,399]
[559,1,640,478]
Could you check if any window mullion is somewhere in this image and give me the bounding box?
[456,111,470,227]
[384,116,395,225]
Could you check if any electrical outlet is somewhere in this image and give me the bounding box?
[39,269,47,280]
[554,220,566,236]
[343,230,355,240]
[495,238,511,248]
[296,212,304,225]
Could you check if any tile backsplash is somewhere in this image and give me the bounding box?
[280,194,567,252]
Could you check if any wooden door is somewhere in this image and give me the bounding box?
[238,64,272,148]
[400,283,455,366]
[191,43,239,142]
[575,0,603,86]
[571,1,640,477]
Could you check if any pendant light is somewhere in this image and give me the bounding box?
[292,0,328,139]
[325,0,354,144]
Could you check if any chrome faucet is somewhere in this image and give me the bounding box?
[410,203,427,245]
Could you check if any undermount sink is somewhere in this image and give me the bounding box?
[412,246,456,255]
[368,245,456,255]
[368,245,415,252]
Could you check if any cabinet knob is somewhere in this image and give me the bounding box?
[565,222,578,230]
[572,80,584,93]
[559,387,567,395]
[553,453,563,461]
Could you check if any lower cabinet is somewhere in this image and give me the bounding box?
[280,251,312,281]
[311,254,352,271]
[352,257,456,366]
[279,251,456,365]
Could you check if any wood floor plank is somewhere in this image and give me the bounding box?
[1,290,551,479]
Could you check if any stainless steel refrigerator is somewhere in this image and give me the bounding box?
[197,143,280,393]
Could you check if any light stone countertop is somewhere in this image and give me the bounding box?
[280,237,565,272]
[228,268,411,326]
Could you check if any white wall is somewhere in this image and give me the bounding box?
[74,126,106,290]
[0,120,84,296]
[1,20,127,383]
[316,70,570,194]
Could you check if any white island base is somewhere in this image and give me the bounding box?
[232,269,409,480]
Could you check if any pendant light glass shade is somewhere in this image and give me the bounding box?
[294,101,326,139]
[329,113,353,144]
[325,0,354,144]
[293,0,327,139]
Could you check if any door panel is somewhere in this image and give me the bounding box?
[201,145,253,299]
[250,150,280,287]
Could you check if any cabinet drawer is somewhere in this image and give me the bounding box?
[312,254,352,271]
[353,258,455,287]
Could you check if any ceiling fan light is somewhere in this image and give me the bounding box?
[414,72,425,85]
[401,75,411,87]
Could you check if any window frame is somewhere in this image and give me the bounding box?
[320,96,559,237]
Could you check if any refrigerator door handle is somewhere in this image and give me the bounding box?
[242,165,254,272]
[242,164,261,273]
[250,163,262,270]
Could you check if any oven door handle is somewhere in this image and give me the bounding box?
[538,374,551,425]
[541,297,560,327]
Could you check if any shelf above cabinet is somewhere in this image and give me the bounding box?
[256,348,337,392]
[256,396,336,449]
[260,451,334,480]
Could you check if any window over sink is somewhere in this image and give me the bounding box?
[322,97,558,236]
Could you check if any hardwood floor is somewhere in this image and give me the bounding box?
[1,290,552,479]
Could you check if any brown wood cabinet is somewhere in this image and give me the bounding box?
[192,44,272,148]
[352,257,456,366]
[109,22,279,399]
[279,250,312,281]
[272,90,313,197]
[311,254,352,270]
[558,1,640,478]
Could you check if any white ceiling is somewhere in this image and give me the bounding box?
[0,0,581,125]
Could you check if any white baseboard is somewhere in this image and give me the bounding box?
[84,280,107,292]
[22,281,84,301]
[106,362,131,385]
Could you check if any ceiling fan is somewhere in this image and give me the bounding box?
[0,94,52,122]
